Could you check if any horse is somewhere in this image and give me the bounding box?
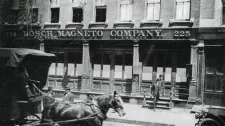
[41,91,126,126]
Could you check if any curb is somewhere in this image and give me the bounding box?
[106,117,175,126]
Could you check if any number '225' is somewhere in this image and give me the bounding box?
[174,31,191,37]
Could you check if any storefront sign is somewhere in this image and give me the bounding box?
[3,28,197,40]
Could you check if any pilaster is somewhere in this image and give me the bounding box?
[196,40,205,103]
[81,40,91,91]
[131,40,141,95]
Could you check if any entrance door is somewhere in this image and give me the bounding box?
[92,50,133,93]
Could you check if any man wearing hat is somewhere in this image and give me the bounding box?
[62,86,75,103]
[43,87,55,107]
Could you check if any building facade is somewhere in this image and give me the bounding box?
[198,0,225,107]
[1,0,209,105]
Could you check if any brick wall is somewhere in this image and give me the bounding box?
[199,0,223,27]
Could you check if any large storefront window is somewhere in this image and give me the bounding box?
[48,51,82,77]
[205,46,225,92]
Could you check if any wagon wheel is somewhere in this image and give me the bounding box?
[22,114,41,124]
[198,118,220,126]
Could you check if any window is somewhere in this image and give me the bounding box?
[146,0,160,20]
[205,47,225,92]
[32,8,39,23]
[176,0,190,20]
[51,8,60,23]
[73,8,83,23]
[120,0,132,21]
[96,7,106,22]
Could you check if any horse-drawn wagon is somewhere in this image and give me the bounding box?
[0,48,55,126]
[0,48,126,126]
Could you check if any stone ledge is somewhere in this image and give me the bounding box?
[113,20,134,28]
[88,21,108,28]
[169,18,194,27]
[65,21,84,29]
[140,19,163,27]
[43,22,61,29]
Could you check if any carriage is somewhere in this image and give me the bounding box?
[0,48,56,125]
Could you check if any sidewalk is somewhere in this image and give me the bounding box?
[106,103,198,126]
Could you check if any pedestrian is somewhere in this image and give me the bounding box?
[158,74,164,97]
[62,86,75,103]
[43,87,55,107]
[150,78,161,111]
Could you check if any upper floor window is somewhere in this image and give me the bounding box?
[176,0,190,20]
[51,8,60,23]
[146,0,160,21]
[73,8,83,23]
[50,0,60,8]
[96,7,106,22]
[95,0,106,22]
[120,0,133,21]
[32,8,39,23]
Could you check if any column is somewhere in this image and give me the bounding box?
[196,40,205,103]
[188,42,198,101]
[131,40,140,96]
[81,40,91,91]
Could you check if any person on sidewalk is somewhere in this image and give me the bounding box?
[43,87,55,107]
[150,78,161,111]
[158,74,164,97]
[62,86,75,103]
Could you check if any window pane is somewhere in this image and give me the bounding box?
[176,2,183,20]
[127,4,132,20]
[147,3,154,20]
[49,63,56,75]
[114,65,122,79]
[56,53,64,75]
[68,52,75,76]
[96,8,106,22]
[183,1,190,19]
[73,8,83,23]
[51,8,60,23]
[216,76,223,92]
[121,4,127,20]
[32,8,39,23]
[206,75,215,91]
[154,3,160,20]
[124,66,132,79]
[142,66,153,80]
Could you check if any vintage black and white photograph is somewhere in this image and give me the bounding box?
[0,0,225,126]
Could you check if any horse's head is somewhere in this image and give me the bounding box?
[109,91,126,117]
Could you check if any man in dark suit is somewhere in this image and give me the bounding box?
[150,78,161,111]
[62,87,75,103]
[43,87,55,107]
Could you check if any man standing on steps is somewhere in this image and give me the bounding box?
[62,86,75,103]
[158,74,164,97]
[151,78,161,111]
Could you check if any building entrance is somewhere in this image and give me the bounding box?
[140,42,190,99]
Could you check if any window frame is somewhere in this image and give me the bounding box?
[175,0,191,21]
[95,6,107,22]
[50,8,60,23]
[119,0,133,22]
[146,0,161,21]
[72,7,83,23]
